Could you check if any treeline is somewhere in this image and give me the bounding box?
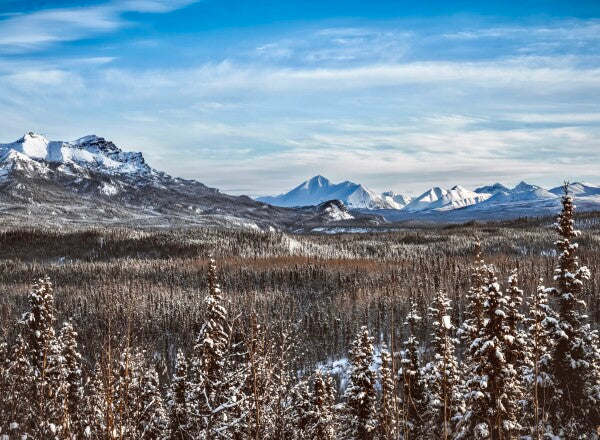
[0,192,599,439]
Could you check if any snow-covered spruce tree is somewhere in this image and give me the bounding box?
[545,184,600,437]
[311,370,336,440]
[189,258,233,437]
[167,349,192,439]
[377,343,398,440]
[503,271,529,430]
[3,334,35,438]
[287,378,313,439]
[455,267,522,440]
[265,321,297,439]
[400,303,428,439]
[504,271,529,375]
[524,281,556,440]
[286,370,336,440]
[342,326,378,440]
[42,332,66,438]
[137,364,168,439]
[191,258,248,439]
[19,277,65,438]
[423,289,461,439]
[460,241,488,352]
[113,346,146,438]
[21,277,56,374]
[83,364,111,438]
[58,320,85,439]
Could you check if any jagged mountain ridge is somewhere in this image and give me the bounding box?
[257,175,400,210]
[0,133,320,229]
[549,181,600,197]
[259,175,600,221]
[2,134,599,228]
[381,191,412,209]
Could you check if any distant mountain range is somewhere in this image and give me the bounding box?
[257,175,600,221]
[257,175,397,210]
[1,133,598,230]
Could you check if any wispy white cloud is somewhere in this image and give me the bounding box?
[0,0,198,51]
[0,15,599,195]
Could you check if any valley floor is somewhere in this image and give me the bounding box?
[0,208,599,438]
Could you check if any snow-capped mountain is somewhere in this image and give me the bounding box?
[402,186,490,212]
[2,134,599,227]
[549,181,600,197]
[258,175,600,220]
[426,186,492,211]
[474,183,508,194]
[454,181,561,219]
[0,133,151,178]
[318,200,354,222]
[403,187,446,212]
[477,181,557,207]
[381,191,412,209]
[257,175,397,210]
[0,133,318,229]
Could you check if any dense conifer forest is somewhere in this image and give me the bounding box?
[0,188,599,439]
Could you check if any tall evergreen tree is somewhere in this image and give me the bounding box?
[167,350,192,440]
[400,303,428,439]
[504,272,529,374]
[58,320,85,439]
[460,241,488,350]
[311,371,336,440]
[524,281,556,440]
[190,258,233,437]
[456,267,523,440]
[19,277,64,438]
[342,326,377,440]
[545,183,600,437]
[21,277,56,374]
[377,343,398,440]
[190,258,247,439]
[503,271,529,431]
[423,289,461,439]
[137,365,167,439]
[3,334,35,439]
[287,379,313,439]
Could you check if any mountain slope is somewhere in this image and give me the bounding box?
[403,187,447,212]
[549,181,600,197]
[381,191,412,209]
[474,183,508,194]
[0,133,314,229]
[425,186,491,211]
[257,175,397,209]
[476,181,557,207]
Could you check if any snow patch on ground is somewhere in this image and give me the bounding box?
[101,182,118,196]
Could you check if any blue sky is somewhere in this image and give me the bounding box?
[1,1,599,196]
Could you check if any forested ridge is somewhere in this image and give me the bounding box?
[0,188,599,439]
